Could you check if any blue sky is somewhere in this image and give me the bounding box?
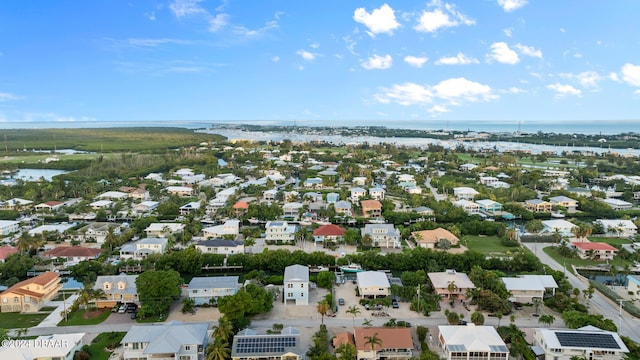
[1,0,640,128]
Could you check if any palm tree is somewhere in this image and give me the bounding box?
[362,318,373,327]
[105,227,120,252]
[317,300,330,324]
[346,305,361,327]
[470,311,484,325]
[206,340,230,360]
[447,281,458,299]
[496,312,503,327]
[532,297,542,316]
[336,342,357,360]
[364,333,383,352]
[213,317,234,344]
[16,232,33,254]
[538,314,555,327]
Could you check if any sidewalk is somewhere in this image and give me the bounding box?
[36,293,79,327]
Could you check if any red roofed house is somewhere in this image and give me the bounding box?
[0,272,62,312]
[572,242,618,261]
[34,201,64,212]
[360,200,382,218]
[313,224,346,245]
[233,201,249,217]
[0,245,19,263]
[42,246,101,267]
[353,327,413,360]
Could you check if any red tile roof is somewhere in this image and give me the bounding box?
[233,201,249,209]
[42,246,101,258]
[44,201,64,207]
[354,327,413,351]
[572,242,618,251]
[333,332,355,348]
[1,272,60,299]
[360,200,382,209]
[0,246,19,260]
[313,224,346,237]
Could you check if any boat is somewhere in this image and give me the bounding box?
[339,264,364,273]
[551,212,565,218]
[309,266,330,273]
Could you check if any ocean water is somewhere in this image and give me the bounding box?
[0,119,638,135]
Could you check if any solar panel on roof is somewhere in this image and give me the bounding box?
[448,345,467,352]
[489,345,509,353]
[556,332,621,350]
[235,336,297,354]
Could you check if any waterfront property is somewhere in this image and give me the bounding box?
[541,220,577,237]
[352,327,413,360]
[313,224,346,244]
[501,275,558,303]
[265,221,297,243]
[412,228,459,250]
[284,264,309,305]
[121,321,209,360]
[194,239,244,255]
[0,220,20,235]
[361,224,401,248]
[119,237,168,260]
[571,242,618,261]
[428,270,475,300]
[0,272,62,313]
[595,219,638,238]
[187,276,239,305]
[549,196,579,212]
[533,326,628,360]
[93,274,138,308]
[231,327,302,360]
[360,200,383,218]
[438,324,509,360]
[524,199,553,213]
[356,271,390,298]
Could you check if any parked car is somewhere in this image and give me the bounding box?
[338,298,345,306]
[391,299,399,309]
[111,303,121,313]
[118,304,128,313]
[458,320,468,325]
[512,302,523,310]
[130,311,137,319]
[397,320,412,327]
[127,303,138,313]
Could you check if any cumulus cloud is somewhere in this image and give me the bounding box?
[353,3,400,37]
[609,72,620,82]
[414,1,475,33]
[487,42,519,64]
[547,83,582,97]
[560,71,603,89]
[169,0,207,18]
[435,52,479,65]
[209,13,229,32]
[515,43,543,58]
[497,0,528,12]
[404,55,429,68]
[361,54,393,70]
[621,63,640,87]
[297,50,316,62]
[506,87,526,94]
[374,77,497,111]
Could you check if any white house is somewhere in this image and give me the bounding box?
[350,187,367,202]
[145,223,185,237]
[90,200,113,209]
[334,200,353,216]
[549,196,579,212]
[542,219,577,237]
[368,187,386,200]
[602,198,633,211]
[195,239,244,255]
[134,201,160,214]
[284,265,309,305]
[93,274,138,308]
[265,221,297,243]
[595,219,637,238]
[188,276,239,305]
[96,191,128,200]
[0,220,19,235]
[179,201,201,215]
[501,275,558,303]
[454,199,481,215]
[120,238,168,260]
[453,187,479,200]
[0,333,85,360]
[533,326,628,360]
[165,186,194,197]
[438,324,510,360]
[361,224,401,248]
[356,271,390,298]
[202,219,240,239]
[121,322,209,360]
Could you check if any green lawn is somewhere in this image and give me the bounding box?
[542,246,633,274]
[58,308,110,326]
[588,237,632,247]
[463,235,517,254]
[0,312,50,328]
[81,332,126,360]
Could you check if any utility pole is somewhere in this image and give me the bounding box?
[618,299,623,334]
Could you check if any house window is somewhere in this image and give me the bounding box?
[133,343,139,350]
[185,345,191,351]
[288,293,293,297]
[14,297,19,303]
[104,284,111,290]
[300,284,304,288]
[287,284,293,288]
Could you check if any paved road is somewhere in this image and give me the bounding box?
[425,177,446,201]
[522,242,640,343]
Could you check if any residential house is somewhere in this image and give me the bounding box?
[501,275,559,303]
[412,206,434,217]
[533,326,628,360]
[96,191,128,200]
[602,198,633,211]
[284,265,309,305]
[0,198,33,210]
[453,187,479,200]
[326,192,339,203]
[476,199,503,215]
[231,327,302,360]
[405,185,423,194]
[0,220,19,235]
[72,222,121,243]
[541,219,577,237]
[304,177,323,189]
[195,239,244,255]
[595,219,637,238]
[0,333,85,360]
[93,274,138,308]
[361,224,401,248]
[34,201,65,212]
[334,200,353,216]
[356,271,391,298]
[627,275,640,301]
[524,199,553,213]
[133,200,159,214]
[459,163,479,172]
[282,202,303,218]
[0,245,18,262]
[89,199,113,209]
[202,219,240,239]
[179,201,201,215]
[369,187,386,200]
[188,276,239,305]
[454,199,480,215]
[165,186,194,197]
[232,201,249,217]
[412,228,459,249]
[0,272,62,312]
[263,189,278,202]
[352,327,413,360]
[128,188,150,200]
[120,238,168,260]
[121,321,209,360]
[313,224,346,244]
[479,176,499,186]
[352,177,368,186]
[572,242,618,261]
[428,270,475,300]
[361,200,383,218]
[350,187,367,202]
[145,222,185,237]
[41,246,101,267]
[28,223,75,237]
[438,324,510,360]
[265,221,297,243]
[549,196,579,212]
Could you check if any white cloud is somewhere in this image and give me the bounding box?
[435,52,479,65]
[503,28,513,37]
[507,87,526,94]
[145,11,156,21]
[374,77,496,110]
[209,13,229,32]
[635,89,640,96]
[343,36,358,56]
[126,38,191,47]
[414,1,475,33]
[560,71,603,89]
[547,83,582,97]
[487,42,519,64]
[272,56,280,62]
[515,43,542,58]
[169,0,206,18]
[609,72,620,82]
[297,50,316,62]
[497,0,528,12]
[0,92,20,102]
[404,55,428,68]
[353,3,400,37]
[621,63,640,87]
[232,20,279,37]
[361,54,393,70]
[310,42,320,49]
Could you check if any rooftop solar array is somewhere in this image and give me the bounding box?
[448,345,467,352]
[556,332,620,350]
[235,336,297,354]
[489,345,509,353]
